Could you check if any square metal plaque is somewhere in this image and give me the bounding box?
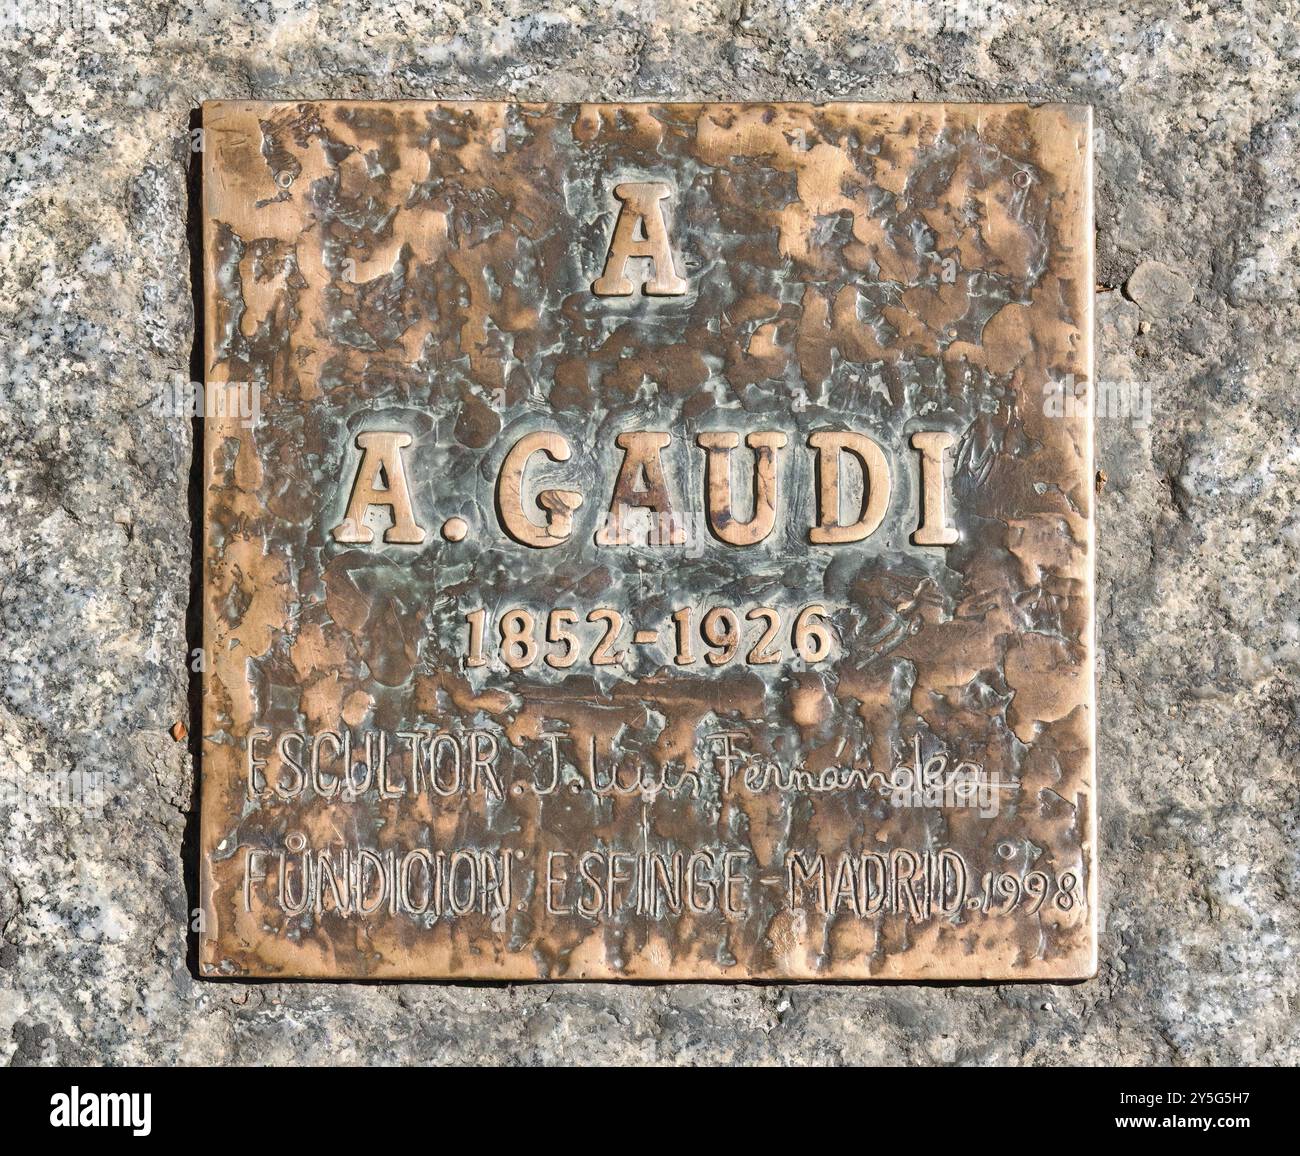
[200,101,1096,980]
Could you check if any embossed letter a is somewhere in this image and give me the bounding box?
[331,431,427,545]
[592,181,688,297]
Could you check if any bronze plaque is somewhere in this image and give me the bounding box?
[200,101,1096,980]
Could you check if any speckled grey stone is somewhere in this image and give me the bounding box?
[0,1,1297,1065]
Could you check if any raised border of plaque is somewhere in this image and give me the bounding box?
[200,101,1096,981]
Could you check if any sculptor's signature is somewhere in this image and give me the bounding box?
[706,731,1017,816]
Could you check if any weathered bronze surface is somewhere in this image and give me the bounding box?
[200,101,1096,980]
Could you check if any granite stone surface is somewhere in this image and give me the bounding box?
[0,0,1296,1064]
